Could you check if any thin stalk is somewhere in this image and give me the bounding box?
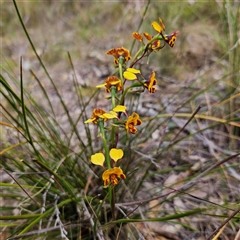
[20,57,43,162]
[110,87,118,147]
[130,35,164,67]
[111,87,116,108]
[119,89,129,108]
[98,119,110,169]
[111,186,117,236]
[130,0,151,53]
[98,119,116,227]
[118,57,124,86]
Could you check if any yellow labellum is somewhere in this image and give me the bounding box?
[110,148,124,162]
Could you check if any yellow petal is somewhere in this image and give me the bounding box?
[102,112,117,119]
[126,68,141,74]
[113,105,126,113]
[91,153,105,166]
[84,118,94,123]
[96,83,106,88]
[152,21,162,33]
[123,71,137,80]
[110,148,124,162]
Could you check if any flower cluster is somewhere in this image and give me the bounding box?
[132,17,178,53]
[85,17,178,187]
[91,149,126,187]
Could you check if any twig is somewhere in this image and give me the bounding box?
[170,105,202,144]
[206,208,240,240]
[81,198,105,240]
[3,169,40,207]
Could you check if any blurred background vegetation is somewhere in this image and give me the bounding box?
[1,1,240,239]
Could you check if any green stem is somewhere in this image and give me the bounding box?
[118,56,124,86]
[111,86,116,108]
[110,87,118,147]
[111,186,117,235]
[130,45,145,66]
[98,120,113,212]
[129,0,151,53]
[98,119,110,169]
[119,86,131,106]
[130,35,164,67]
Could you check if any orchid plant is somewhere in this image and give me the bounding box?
[85,18,178,206]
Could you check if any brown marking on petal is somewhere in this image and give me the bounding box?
[110,174,118,185]
[152,40,161,50]
[104,179,109,186]
[114,58,118,65]
[164,31,178,47]
[120,174,126,179]
[150,87,156,93]
[106,49,117,56]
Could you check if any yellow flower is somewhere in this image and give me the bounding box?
[125,112,142,134]
[144,71,157,93]
[96,76,122,93]
[123,68,141,80]
[91,153,105,166]
[84,108,107,124]
[106,47,131,65]
[152,18,178,48]
[102,167,126,186]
